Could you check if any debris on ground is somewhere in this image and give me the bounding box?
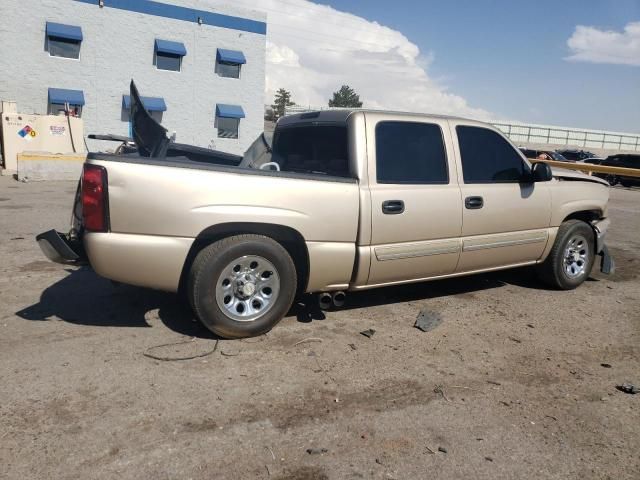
[414,309,442,332]
[438,447,448,453]
[360,329,376,338]
[508,336,522,344]
[600,363,612,368]
[292,337,323,347]
[616,383,638,394]
[306,448,328,455]
[348,343,357,350]
[434,385,451,402]
[485,456,494,462]
[143,338,219,361]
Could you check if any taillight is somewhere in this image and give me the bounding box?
[82,164,108,232]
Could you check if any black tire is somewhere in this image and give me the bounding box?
[188,234,297,338]
[605,175,618,186]
[536,220,595,290]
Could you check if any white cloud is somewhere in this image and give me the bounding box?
[215,0,490,119]
[566,21,640,66]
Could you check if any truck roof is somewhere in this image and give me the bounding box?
[277,109,478,127]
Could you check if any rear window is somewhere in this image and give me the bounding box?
[272,125,350,177]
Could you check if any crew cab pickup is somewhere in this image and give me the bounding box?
[37,82,614,338]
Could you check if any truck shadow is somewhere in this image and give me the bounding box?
[292,266,549,322]
[16,264,553,338]
[15,266,216,339]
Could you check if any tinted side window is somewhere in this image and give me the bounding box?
[273,126,350,177]
[457,126,528,183]
[376,121,448,184]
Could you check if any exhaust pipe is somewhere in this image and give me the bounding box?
[332,291,346,308]
[318,292,333,310]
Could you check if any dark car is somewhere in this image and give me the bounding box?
[557,149,598,161]
[519,148,573,162]
[594,154,640,187]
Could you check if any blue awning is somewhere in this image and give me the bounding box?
[217,48,246,65]
[48,88,85,106]
[122,95,167,112]
[46,22,83,41]
[155,39,187,56]
[216,104,245,119]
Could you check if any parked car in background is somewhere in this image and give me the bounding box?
[593,154,640,187]
[519,148,573,162]
[558,149,598,161]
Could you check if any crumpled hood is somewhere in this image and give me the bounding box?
[551,166,609,186]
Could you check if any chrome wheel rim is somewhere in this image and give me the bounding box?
[215,255,280,322]
[564,235,588,278]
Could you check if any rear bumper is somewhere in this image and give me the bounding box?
[36,230,86,265]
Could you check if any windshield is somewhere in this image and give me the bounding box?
[550,152,568,161]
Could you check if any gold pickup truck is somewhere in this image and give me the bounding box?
[37,82,614,338]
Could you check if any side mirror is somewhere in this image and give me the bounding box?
[532,162,553,182]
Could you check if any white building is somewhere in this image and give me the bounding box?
[0,0,266,155]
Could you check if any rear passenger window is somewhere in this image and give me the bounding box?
[457,126,529,183]
[376,121,448,184]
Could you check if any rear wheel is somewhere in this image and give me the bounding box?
[605,175,618,186]
[188,235,297,338]
[536,220,595,290]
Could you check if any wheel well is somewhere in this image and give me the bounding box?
[562,210,600,225]
[561,210,601,247]
[178,223,310,298]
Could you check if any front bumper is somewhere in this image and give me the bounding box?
[591,218,610,254]
[36,229,87,265]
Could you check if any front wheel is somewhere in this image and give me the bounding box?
[188,235,297,338]
[536,220,595,290]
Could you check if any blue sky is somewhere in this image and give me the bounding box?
[299,0,640,132]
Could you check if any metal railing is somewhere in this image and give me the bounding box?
[492,122,640,152]
[283,105,640,152]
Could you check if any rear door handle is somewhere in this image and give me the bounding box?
[382,200,405,215]
[465,196,484,209]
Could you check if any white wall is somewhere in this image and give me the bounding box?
[0,0,266,155]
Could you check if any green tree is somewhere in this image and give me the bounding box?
[328,85,363,108]
[271,88,295,119]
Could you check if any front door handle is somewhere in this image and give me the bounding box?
[382,200,405,215]
[465,196,484,209]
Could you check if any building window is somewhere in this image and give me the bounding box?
[216,49,246,79]
[216,104,245,139]
[46,22,83,59]
[154,39,186,72]
[48,88,85,116]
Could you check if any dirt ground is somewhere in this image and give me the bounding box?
[0,176,638,480]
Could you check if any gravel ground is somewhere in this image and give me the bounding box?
[0,176,638,480]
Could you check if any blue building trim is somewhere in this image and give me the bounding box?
[217,48,246,65]
[73,0,266,35]
[48,88,85,106]
[122,95,167,112]
[155,39,187,56]
[46,22,83,41]
[216,104,245,119]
